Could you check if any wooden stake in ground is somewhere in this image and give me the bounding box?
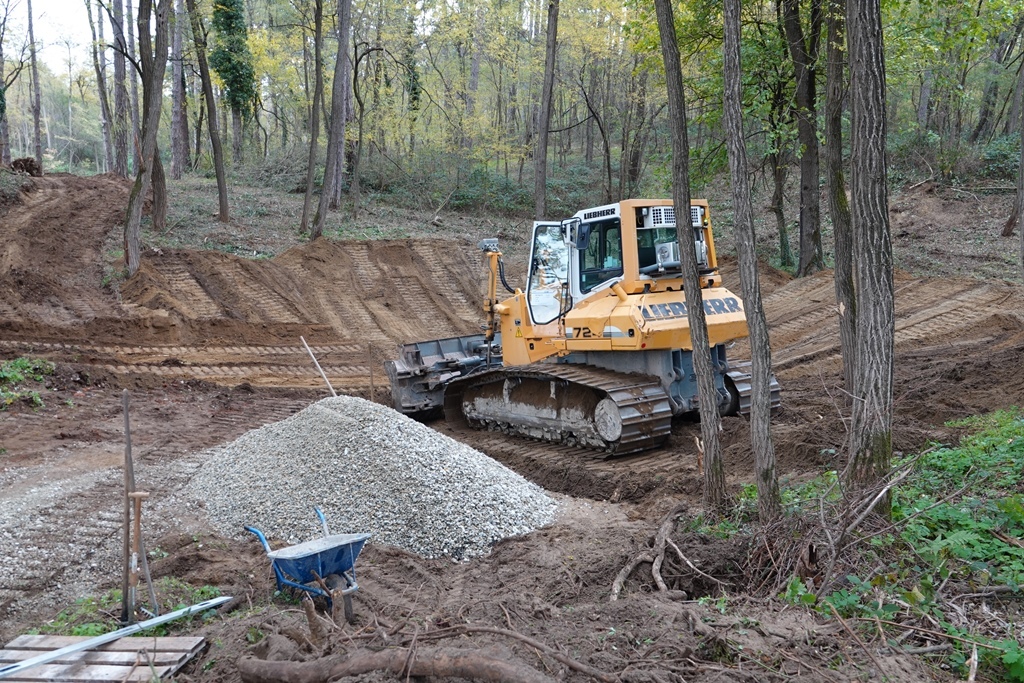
[301,336,337,397]
[121,390,134,624]
[128,491,149,624]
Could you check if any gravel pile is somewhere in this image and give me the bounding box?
[188,396,557,560]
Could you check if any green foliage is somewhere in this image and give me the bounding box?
[32,591,123,636]
[980,135,1022,180]
[0,358,54,409]
[791,409,1024,680]
[209,0,256,117]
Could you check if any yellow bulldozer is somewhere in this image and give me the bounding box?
[385,198,779,456]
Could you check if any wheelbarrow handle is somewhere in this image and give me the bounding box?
[244,526,273,554]
[314,507,329,536]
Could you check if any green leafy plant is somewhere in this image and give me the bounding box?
[0,358,54,409]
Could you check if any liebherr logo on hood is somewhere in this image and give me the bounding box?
[641,297,742,320]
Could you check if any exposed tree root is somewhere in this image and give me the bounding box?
[237,646,555,683]
[610,502,687,601]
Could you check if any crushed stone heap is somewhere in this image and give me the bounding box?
[188,395,557,560]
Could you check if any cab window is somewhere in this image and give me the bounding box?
[578,219,623,292]
[527,224,569,324]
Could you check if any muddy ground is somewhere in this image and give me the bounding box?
[0,173,1022,682]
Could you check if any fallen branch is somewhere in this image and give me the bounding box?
[237,646,555,683]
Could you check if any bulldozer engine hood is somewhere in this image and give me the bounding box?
[562,286,749,352]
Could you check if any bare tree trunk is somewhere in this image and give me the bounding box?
[86,0,115,172]
[533,0,558,219]
[127,0,141,172]
[152,148,166,232]
[232,107,243,163]
[654,0,726,512]
[27,0,42,171]
[825,0,855,394]
[185,0,229,221]
[917,70,932,131]
[313,0,352,236]
[124,0,169,276]
[1003,58,1023,268]
[782,0,824,277]
[723,0,779,522]
[111,0,129,176]
[1004,60,1023,137]
[768,152,793,268]
[170,0,189,178]
[847,0,894,515]
[300,0,324,234]
[0,71,8,165]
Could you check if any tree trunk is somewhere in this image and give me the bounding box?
[653,0,726,512]
[124,0,170,276]
[127,0,141,172]
[87,0,115,173]
[112,0,129,176]
[769,152,793,268]
[825,0,855,395]
[232,107,243,163]
[1003,54,1023,255]
[170,0,189,178]
[782,0,824,277]
[723,0,780,522]
[185,0,229,221]
[313,0,352,236]
[27,0,43,171]
[300,0,324,234]
[917,70,932,131]
[533,0,558,219]
[847,0,895,515]
[152,149,166,232]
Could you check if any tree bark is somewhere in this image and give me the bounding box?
[314,0,352,234]
[232,107,243,163]
[112,0,129,176]
[533,0,559,219]
[186,0,229,222]
[86,0,115,173]
[1002,56,1024,246]
[237,647,554,683]
[123,0,169,276]
[27,0,42,171]
[769,152,793,268]
[825,0,855,395]
[847,0,895,515]
[0,40,8,166]
[654,0,726,512]
[782,0,824,277]
[170,0,189,178]
[300,0,324,234]
[723,0,780,522]
[127,0,141,173]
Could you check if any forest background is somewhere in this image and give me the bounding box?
[2,0,1022,249]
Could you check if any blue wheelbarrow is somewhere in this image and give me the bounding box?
[245,508,371,623]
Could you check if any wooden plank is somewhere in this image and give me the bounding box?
[4,636,203,654]
[0,663,173,682]
[0,650,187,667]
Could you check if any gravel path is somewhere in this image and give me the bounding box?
[188,396,557,560]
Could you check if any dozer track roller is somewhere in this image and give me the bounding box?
[443,364,673,457]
